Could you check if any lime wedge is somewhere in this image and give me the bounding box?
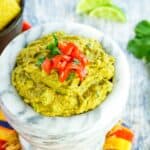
[89,5,126,22]
[76,0,112,14]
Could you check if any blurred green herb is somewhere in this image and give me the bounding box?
[36,56,45,66]
[127,20,150,62]
[67,72,76,80]
[47,34,60,57]
[73,59,80,64]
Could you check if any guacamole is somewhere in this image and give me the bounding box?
[12,32,115,117]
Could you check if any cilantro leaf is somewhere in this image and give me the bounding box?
[46,34,60,57]
[53,34,58,47]
[127,37,150,59]
[50,47,60,56]
[135,20,150,38]
[73,58,80,64]
[47,43,55,50]
[36,56,45,66]
[127,20,150,62]
[67,72,76,80]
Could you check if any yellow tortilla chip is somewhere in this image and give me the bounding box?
[16,0,21,4]
[0,110,6,121]
[103,136,132,150]
[0,0,21,31]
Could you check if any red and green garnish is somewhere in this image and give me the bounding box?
[36,56,46,66]
[37,35,88,82]
[47,34,61,57]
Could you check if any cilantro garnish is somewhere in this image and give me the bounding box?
[127,20,150,62]
[67,72,75,80]
[73,58,80,64]
[46,34,60,57]
[36,56,46,66]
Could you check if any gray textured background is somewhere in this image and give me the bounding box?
[24,0,150,149]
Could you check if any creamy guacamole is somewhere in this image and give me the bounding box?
[12,32,115,117]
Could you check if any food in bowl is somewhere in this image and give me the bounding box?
[0,0,21,31]
[11,31,115,117]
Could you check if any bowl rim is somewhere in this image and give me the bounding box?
[0,22,130,138]
[0,0,24,37]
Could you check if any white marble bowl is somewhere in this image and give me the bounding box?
[0,22,130,149]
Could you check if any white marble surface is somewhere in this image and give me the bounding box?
[22,0,150,149]
[0,22,130,149]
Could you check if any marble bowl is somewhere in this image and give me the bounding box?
[0,22,130,150]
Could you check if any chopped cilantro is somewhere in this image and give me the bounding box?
[53,34,58,46]
[127,20,150,62]
[46,34,60,57]
[73,58,80,64]
[36,56,45,66]
[67,72,76,80]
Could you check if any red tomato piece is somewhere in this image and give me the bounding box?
[0,140,7,150]
[59,67,70,82]
[64,62,87,81]
[59,42,79,56]
[50,42,88,82]
[59,62,77,82]
[52,55,71,63]
[58,42,67,54]
[77,53,88,66]
[110,128,134,142]
[52,55,71,69]
[65,62,79,70]
[70,46,80,58]
[76,67,87,81]
[41,58,52,74]
[22,21,32,32]
[65,42,77,55]
[55,61,67,72]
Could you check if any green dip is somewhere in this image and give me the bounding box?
[12,32,115,117]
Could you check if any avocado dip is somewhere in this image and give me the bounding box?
[12,32,115,117]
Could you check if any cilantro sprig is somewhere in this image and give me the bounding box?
[36,34,60,66]
[127,20,150,62]
[47,34,60,57]
[67,72,76,80]
[36,56,45,66]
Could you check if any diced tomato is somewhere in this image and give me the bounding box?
[62,62,87,81]
[70,46,80,58]
[52,55,71,70]
[59,67,70,82]
[44,41,88,82]
[65,42,77,55]
[59,62,78,82]
[76,67,87,81]
[77,53,88,66]
[0,140,7,150]
[42,58,52,74]
[65,62,79,70]
[52,55,71,64]
[59,42,79,56]
[109,128,134,142]
[22,21,32,32]
[55,61,67,72]
[58,42,76,55]
[58,43,67,53]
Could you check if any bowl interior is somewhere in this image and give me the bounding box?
[0,22,130,136]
